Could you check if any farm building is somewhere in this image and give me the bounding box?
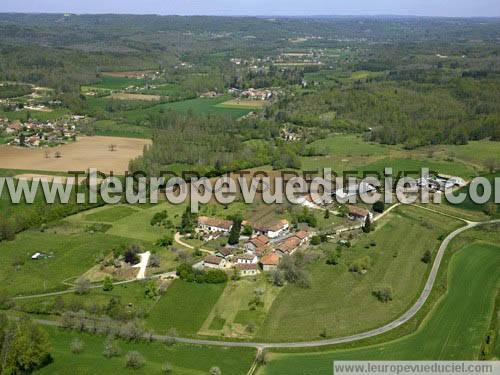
[347,206,373,221]
[252,219,289,238]
[235,263,260,277]
[197,216,233,233]
[260,252,280,272]
[202,255,227,269]
[235,253,258,265]
[244,235,270,253]
[275,236,302,256]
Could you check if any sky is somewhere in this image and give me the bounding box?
[0,0,499,17]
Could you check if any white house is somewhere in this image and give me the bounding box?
[235,253,258,265]
[197,216,233,233]
[235,263,260,277]
[253,219,289,239]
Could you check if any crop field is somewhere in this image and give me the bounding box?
[216,99,266,109]
[38,327,255,375]
[257,205,462,342]
[0,136,150,172]
[119,97,252,121]
[107,93,162,101]
[198,278,280,338]
[87,76,146,90]
[260,241,500,374]
[145,280,227,336]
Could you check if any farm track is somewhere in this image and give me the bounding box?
[31,207,500,350]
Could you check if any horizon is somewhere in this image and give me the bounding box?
[1,0,500,18]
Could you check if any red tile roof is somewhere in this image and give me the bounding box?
[260,252,280,266]
[198,216,233,230]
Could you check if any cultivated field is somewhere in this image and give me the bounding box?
[107,92,162,101]
[216,99,266,109]
[0,136,151,173]
[101,71,155,78]
[260,241,500,374]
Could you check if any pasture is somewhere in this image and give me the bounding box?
[259,241,500,374]
[257,205,462,342]
[0,136,150,173]
[91,120,153,139]
[38,326,255,375]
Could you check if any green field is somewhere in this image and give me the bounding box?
[0,230,144,295]
[91,120,153,139]
[121,96,252,121]
[86,76,146,90]
[300,135,484,178]
[257,205,462,341]
[84,205,139,223]
[15,281,159,317]
[145,280,226,336]
[37,327,255,375]
[260,241,500,374]
[0,107,70,122]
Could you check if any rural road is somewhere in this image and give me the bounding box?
[32,214,500,349]
[174,232,214,254]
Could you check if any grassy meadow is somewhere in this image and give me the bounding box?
[37,326,255,375]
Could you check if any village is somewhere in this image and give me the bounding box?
[0,117,80,148]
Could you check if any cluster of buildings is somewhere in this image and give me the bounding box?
[228,87,280,101]
[196,216,311,277]
[0,118,78,147]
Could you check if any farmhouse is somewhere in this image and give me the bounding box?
[253,219,289,239]
[202,255,227,269]
[235,263,260,277]
[244,235,270,253]
[235,253,258,265]
[347,206,373,221]
[295,230,310,246]
[260,252,280,272]
[275,236,302,256]
[215,246,234,260]
[197,216,233,233]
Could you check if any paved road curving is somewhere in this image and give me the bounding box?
[33,215,500,349]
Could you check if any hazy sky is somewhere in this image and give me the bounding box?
[1,0,499,17]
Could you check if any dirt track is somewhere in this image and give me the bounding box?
[0,136,150,173]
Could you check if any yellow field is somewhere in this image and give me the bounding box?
[107,92,162,101]
[217,99,266,109]
[0,136,151,173]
